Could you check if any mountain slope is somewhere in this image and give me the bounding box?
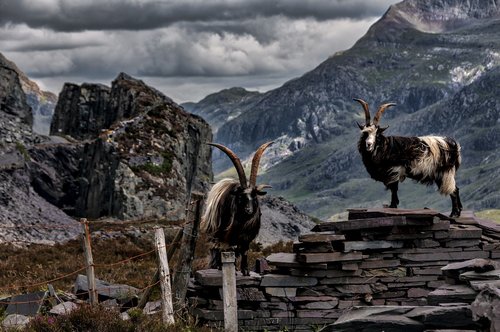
[195,0,500,219]
[182,87,263,134]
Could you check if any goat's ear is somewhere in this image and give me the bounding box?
[356,121,364,130]
[255,184,272,196]
[378,125,389,133]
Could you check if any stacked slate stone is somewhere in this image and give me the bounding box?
[187,208,500,331]
[428,258,500,306]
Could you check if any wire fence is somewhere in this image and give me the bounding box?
[0,225,180,303]
[0,194,205,332]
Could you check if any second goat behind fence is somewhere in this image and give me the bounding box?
[201,142,273,275]
[353,98,462,217]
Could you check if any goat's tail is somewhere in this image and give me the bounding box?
[201,178,240,235]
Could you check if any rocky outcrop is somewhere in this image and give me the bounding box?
[0,166,81,244]
[50,73,171,140]
[257,196,315,246]
[0,53,33,146]
[28,141,118,218]
[0,53,79,244]
[37,73,212,221]
[109,102,212,220]
[0,52,56,136]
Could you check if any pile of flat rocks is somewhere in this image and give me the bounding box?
[187,208,500,331]
[0,274,153,330]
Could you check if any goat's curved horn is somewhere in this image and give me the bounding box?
[373,103,396,125]
[249,141,274,187]
[353,98,371,126]
[207,143,248,188]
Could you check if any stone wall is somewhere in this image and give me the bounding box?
[187,208,500,331]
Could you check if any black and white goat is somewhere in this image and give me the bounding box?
[201,142,273,275]
[353,98,463,217]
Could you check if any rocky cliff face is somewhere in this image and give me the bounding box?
[43,73,212,220]
[0,60,213,243]
[191,0,500,218]
[0,53,33,146]
[0,52,57,136]
[0,53,80,244]
[50,73,171,140]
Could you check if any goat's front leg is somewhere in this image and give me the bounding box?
[388,182,399,208]
[209,248,222,270]
[449,187,462,218]
[239,245,250,276]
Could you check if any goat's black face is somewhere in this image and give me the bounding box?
[235,188,260,216]
[359,125,387,152]
[360,125,378,152]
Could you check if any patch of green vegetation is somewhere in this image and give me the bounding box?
[476,210,500,224]
[24,303,213,332]
[15,141,30,161]
[132,151,174,176]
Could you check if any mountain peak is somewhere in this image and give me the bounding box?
[364,0,500,40]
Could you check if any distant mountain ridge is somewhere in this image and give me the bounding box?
[182,87,263,134]
[186,0,500,219]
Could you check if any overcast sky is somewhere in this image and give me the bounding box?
[0,0,399,103]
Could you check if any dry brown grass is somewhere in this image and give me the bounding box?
[0,220,292,331]
[0,220,292,297]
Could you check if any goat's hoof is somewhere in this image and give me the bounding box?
[449,210,461,218]
[241,269,250,276]
[389,204,398,209]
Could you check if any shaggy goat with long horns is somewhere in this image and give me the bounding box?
[201,142,273,275]
[353,98,462,217]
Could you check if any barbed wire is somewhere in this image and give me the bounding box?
[0,266,87,292]
[0,279,163,305]
[0,198,201,307]
[93,248,157,268]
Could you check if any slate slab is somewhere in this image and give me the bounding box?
[298,232,345,242]
[347,208,449,221]
[266,253,327,269]
[264,287,297,297]
[441,258,499,278]
[260,274,317,287]
[427,285,477,305]
[459,269,500,281]
[313,216,432,232]
[298,252,363,264]
[406,305,477,329]
[49,301,78,315]
[340,240,404,251]
[194,269,261,287]
[74,274,139,300]
[1,314,31,329]
[5,291,47,316]
[330,306,423,332]
[471,285,500,332]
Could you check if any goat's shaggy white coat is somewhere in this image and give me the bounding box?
[201,178,238,234]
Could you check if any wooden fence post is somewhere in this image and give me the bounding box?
[154,227,175,325]
[221,251,237,332]
[138,227,183,309]
[81,218,98,305]
[173,193,204,310]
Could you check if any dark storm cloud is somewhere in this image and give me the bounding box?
[0,0,396,32]
[8,41,103,52]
